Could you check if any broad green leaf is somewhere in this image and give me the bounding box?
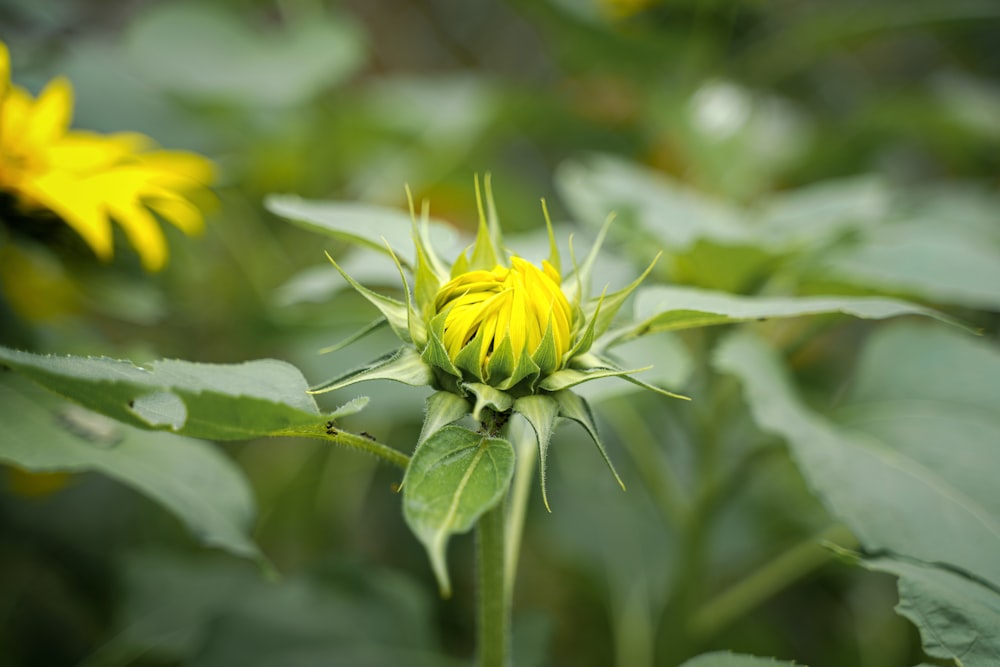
[310,346,434,394]
[860,556,1000,666]
[714,325,1000,589]
[556,154,748,249]
[818,226,1000,310]
[513,395,560,511]
[679,652,804,667]
[265,196,457,266]
[0,346,337,441]
[126,4,365,107]
[402,426,514,596]
[553,390,624,491]
[0,374,261,562]
[117,552,457,666]
[632,285,963,337]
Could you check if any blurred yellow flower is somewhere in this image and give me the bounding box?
[0,41,214,271]
[434,256,572,382]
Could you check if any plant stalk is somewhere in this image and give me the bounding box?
[476,498,510,667]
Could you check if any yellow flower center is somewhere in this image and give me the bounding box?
[434,256,572,380]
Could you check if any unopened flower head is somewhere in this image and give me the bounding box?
[311,176,682,411]
[432,256,572,386]
[0,40,214,270]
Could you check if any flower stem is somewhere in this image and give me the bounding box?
[689,523,858,640]
[504,419,536,600]
[476,497,510,667]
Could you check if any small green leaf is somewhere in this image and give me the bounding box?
[462,383,513,422]
[631,286,967,337]
[0,346,331,441]
[530,319,561,377]
[0,374,263,563]
[419,392,470,446]
[402,426,514,596]
[553,390,625,491]
[309,346,434,394]
[422,316,462,379]
[512,395,560,511]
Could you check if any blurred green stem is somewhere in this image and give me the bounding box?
[606,396,689,526]
[690,523,858,640]
[286,427,410,468]
[505,419,536,600]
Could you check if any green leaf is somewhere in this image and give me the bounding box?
[512,395,560,511]
[310,346,434,394]
[819,226,1000,310]
[632,286,965,337]
[323,252,416,344]
[679,651,805,667]
[859,555,1000,666]
[126,4,365,107]
[553,390,625,491]
[714,325,1000,589]
[266,196,457,266]
[0,374,262,563]
[402,426,514,596]
[418,392,470,446]
[0,346,333,441]
[461,383,513,422]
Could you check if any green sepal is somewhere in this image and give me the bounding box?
[309,346,434,394]
[483,335,513,385]
[541,198,560,276]
[531,317,561,379]
[318,319,387,355]
[540,363,690,401]
[565,288,607,362]
[553,389,625,491]
[418,391,471,446]
[383,241,428,348]
[454,333,488,383]
[407,187,448,318]
[402,425,515,597]
[584,252,661,342]
[564,212,614,306]
[450,247,471,279]
[324,252,412,344]
[469,174,502,271]
[462,383,513,422]
[496,341,541,392]
[421,312,462,378]
[512,394,560,511]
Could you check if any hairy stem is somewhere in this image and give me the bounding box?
[477,498,510,667]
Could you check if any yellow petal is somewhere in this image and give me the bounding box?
[22,172,113,260]
[23,76,73,148]
[105,197,168,271]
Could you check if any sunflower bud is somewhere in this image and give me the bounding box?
[431,256,573,389]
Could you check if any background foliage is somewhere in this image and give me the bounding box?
[1,0,998,666]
